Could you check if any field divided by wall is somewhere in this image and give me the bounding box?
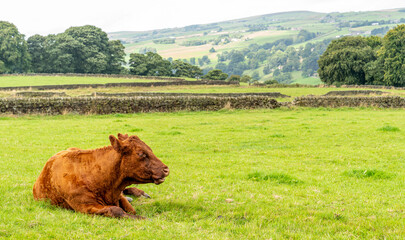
[0,75,404,238]
[0,109,404,239]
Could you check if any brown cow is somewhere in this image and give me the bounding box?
[33,133,169,219]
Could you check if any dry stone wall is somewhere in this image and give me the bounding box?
[0,96,280,115]
[15,92,68,97]
[340,85,405,90]
[293,96,405,108]
[323,90,386,96]
[90,92,290,98]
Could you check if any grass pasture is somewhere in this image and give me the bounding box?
[0,76,167,88]
[0,108,404,239]
[0,75,404,102]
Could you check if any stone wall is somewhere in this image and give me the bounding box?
[89,92,290,98]
[15,92,68,97]
[323,90,386,96]
[0,96,280,115]
[293,96,405,108]
[340,85,405,90]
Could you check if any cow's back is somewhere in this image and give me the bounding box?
[33,149,83,209]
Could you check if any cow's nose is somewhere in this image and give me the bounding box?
[163,166,170,176]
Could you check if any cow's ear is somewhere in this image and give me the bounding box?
[109,135,129,153]
[117,133,129,141]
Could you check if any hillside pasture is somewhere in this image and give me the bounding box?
[126,30,297,60]
[0,108,404,239]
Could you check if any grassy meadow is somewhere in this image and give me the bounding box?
[0,75,404,102]
[1,84,404,103]
[0,108,404,239]
[0,76,167,88]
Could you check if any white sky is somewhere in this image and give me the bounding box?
[1,0,404,36]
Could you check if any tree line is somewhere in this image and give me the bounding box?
[209,30,328,83]
[0,21,228,80]
[1,22,125,74]
[317,24,405,87]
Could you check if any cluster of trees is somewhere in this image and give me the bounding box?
[246,24,269,32]
[129,52,203,78]
[296,30,318,43]
[153,38,175,44]
[210,31,328,83]
[350,19,405,28]
[180,40,207,46]
[211,33,243,46]
[0,22,30,73]
[371,27,390,36]
[0,21,230,80]
[318,24,405,87]
[139,47,157,54]
[0,21,126,74]
[128,52,239,81]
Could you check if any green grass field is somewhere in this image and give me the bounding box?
[0,76,166,87]
[0,108,404,239]
[1,79,404,102]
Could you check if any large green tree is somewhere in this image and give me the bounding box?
[204,69,228,80]
[129,52,171,76]
[106,40,126,74]
[63,25,114,73]
[381,24,405,87]
[317,36,381,85]
[27,25,125,74]
[0,21,30,73]
[27,34,48,73]
[171,60,203,78]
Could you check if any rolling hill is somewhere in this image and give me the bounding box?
[109,9,405,84]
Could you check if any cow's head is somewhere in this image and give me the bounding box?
[109,133,169,185]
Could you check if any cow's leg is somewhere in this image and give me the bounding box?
[123,187,151,198]
[66,199,143,219]
[119,194,136,214]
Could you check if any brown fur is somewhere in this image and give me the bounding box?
[33,133,169,219]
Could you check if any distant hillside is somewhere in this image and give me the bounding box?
[109,9,405,84]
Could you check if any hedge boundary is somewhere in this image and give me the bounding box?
[293,96,405,108]
[0,96,280,115]
[0,80,237,91]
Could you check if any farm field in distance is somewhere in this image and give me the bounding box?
[0,76,169,88]
[0,108,404,239]
[0,75,404,102]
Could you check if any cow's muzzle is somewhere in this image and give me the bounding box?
[153,166,169,185]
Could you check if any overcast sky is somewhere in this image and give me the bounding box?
[1,0,404,36]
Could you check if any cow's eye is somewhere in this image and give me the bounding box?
[138,153,148,159]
